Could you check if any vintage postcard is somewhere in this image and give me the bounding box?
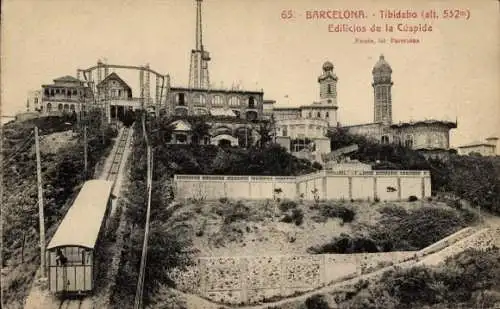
[1,0,499,308]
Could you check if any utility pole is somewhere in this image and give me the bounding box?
[84,125,88,179]
[34,127,46,277]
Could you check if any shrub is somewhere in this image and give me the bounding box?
[305,294,330,309]
[281,208,304,226]
[408,195,418,202]
[292,208,304,226]
[318,202,356,223]
[219,197,228,204]
[308,234,379,254]
[312,161,323,170]
[221,201,251,224]
[279,200,298,212]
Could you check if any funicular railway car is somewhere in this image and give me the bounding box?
[46,179,114,295]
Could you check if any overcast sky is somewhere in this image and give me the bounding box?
[1,0,499,147]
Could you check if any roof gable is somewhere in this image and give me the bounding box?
[96,72,131,90]
[171,120,192,131]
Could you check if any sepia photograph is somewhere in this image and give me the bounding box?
[1,0,499,308]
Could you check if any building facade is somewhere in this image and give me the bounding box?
[26,90,42,112]
[457,137,498,156]
[39,76,94,114]
[341,55,457,154]
[95,72,142,121]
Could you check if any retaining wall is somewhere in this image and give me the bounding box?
[172,251,414,305]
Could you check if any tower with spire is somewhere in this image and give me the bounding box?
[372,54,393,124]
[189,0,211,89]
[318,61,338,107]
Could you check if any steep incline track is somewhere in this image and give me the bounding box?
[57,127,132,309]
[23,126,133,309]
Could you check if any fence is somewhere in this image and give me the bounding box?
[174,170,431,201]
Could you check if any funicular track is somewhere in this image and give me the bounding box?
[106,127,131,183]
[56,126,132,309]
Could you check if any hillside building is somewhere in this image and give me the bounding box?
[457,137,498,156]
[38,76,94,115]
[270,55,458,161]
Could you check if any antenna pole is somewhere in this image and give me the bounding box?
[35,127,46,278]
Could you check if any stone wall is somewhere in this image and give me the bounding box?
[173,252,414,305]
[174,170,431,201]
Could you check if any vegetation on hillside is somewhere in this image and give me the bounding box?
[111,116,196,308]
[328,128,500,214]
[144,115,319,176]
[1,112,116,308]
[308,205,477,254]
[338,247,500,309]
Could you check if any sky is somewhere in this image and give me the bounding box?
[1,0,499,147]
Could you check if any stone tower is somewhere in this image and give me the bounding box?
[372,55,393,124]
[318,61,338,107]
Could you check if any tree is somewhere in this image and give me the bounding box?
[190,117,211,145]
[257,120,273,148]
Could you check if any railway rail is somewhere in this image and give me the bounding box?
[56,126,132,309]
[107,126,131,183]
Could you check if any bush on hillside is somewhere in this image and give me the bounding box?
[281,208,304,226]
[305,294,330,309]
[308,233,379,254]
[341,247,500,309]
[279,200,298,212]
[315,202,356,223]
[328,128,500,214]
[370,206,473,251]
[111,118,195,308]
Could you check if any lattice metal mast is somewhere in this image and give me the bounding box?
[189,0,211,89]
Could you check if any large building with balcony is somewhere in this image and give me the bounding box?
[28,72,143,122]
[165,86,270,147]
[38,76,94,114]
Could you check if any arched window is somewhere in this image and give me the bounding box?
[325,111,329,118]
[229,96,240,107]
[381,135,389,144]
[176,93,186,106]
[317,111,321,118]
[327,84,332,94]
[308,112,312,118]
[58,104,63,111]
[248,96,255,108]
[34,98,38,104]
[405,135,414,148]
[46,103,52,112]
[212,95,223,106]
